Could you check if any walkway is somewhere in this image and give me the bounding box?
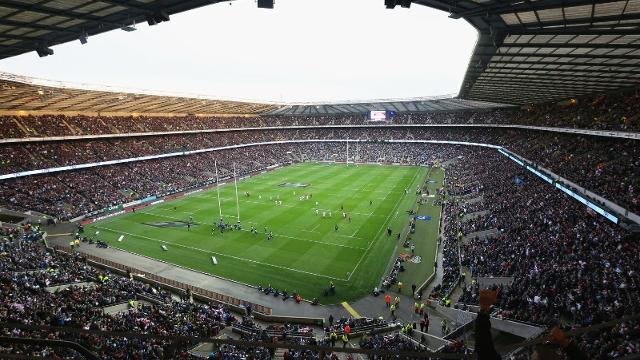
[49,232,336,319]
[45,222,456,337]
[463,228,500,243]
[462,210,489,222]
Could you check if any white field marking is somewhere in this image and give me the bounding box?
[346,169,422,281]
[300,229,320,234]
[246,228,366,250]
[163,209,323,235]
[215,214,332,236]
[344,176,375,241]
[345,186,402,191]
[94,226,347,281]
[237,199,387,218]
[336,234,363,240]
[206,214,262,226]
[246,181,403,193]
[137,211,366,250]
[98,217,118,226]
[154,208,201,216]
[310,223,321,232]
[188,196,233,202]
[325,193,391,199]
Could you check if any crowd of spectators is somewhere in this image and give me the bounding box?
[577,319,640,359]
[428,191,463,301]
[510,89,640,131]
[1,88,639,141]
[324,317,389,337]
[1,105,640,357]
[358,332,420,354]
[1,226,449,359]
[0,226,245,358]
[428,148,640,357]
[1,143,639,358]
[235,317,314,339]
[2,124,637,213]
[0,142,462,220]
[232,317,325,360]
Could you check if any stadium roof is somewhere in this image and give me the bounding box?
[0,0,230,59]
[413,0,640,105]
[0,72,280,115]
[1,1,637,107]
[0,72,514,115]
[267,97,514,115]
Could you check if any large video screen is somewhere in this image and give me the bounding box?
[368,110,387,121]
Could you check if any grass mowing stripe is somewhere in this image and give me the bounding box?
[94,226,347,280]
[219,199,387,218]
[85,163,438,303]
[346,168,423,281]
[137,210,367,250]
[395,168,443,289]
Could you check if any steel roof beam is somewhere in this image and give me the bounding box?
[471,86,615,94]
[480,51,639,60]
[476,66,640,75]
[0,33,40,42]
[99,0,152,13]
[472,79,622,88]
[485,59,640,68]
[450,0,617,19]
[479,72,640,81]
[0,0,124,28]
[468,94,579,102]
[413,0,468,15]
[472,77,622,86]
[504,28,640,36]
[499,12,640,29]
[0,18,77,35]
[498,42,640,49]
[470,88,590,95]
[474,76,639,87]
[470,91,608,100]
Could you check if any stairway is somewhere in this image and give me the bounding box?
[287,151,301,163]
[98,117,120,134]
[448,266,471,303]
[273,348,287,360]
[462,210,489,222]
[61,118,79,135]
[12,117,33,136]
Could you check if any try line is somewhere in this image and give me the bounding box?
[94,225,348,281]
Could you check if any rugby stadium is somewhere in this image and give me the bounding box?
[0,0,639,359]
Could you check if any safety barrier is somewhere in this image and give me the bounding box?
[76,163,284,224]
[52,244,272,315]
[1,123,636,145]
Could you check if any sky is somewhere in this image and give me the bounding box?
[0,0,477,103]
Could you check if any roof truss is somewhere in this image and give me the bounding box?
[414,0,640,104]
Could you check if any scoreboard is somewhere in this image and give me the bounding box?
[368,110,388,121]
[368,110,396,122]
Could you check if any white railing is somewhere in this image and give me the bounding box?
[0,138,636,225]
[1,123,637,145]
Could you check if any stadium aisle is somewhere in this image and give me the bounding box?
[46,224,335,319]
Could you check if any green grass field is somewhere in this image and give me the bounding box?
[86,163,443,303]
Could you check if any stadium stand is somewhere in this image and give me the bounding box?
[0,226,234,358]
[1,133,639,358]
[1,89,640,138]
[1,0,639,356]
[1,123,638,216]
